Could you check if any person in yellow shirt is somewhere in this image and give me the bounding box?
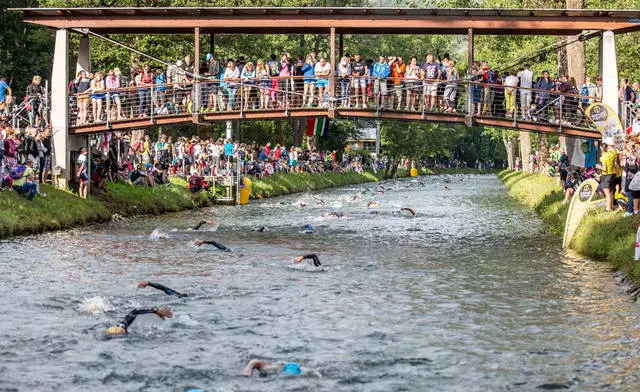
[599,139,618,211]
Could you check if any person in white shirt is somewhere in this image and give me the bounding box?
[503,70,519,118]
[517,64,534,120]
[314,58,331,107]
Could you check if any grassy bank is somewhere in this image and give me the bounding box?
[498,170,640,285]
[0,167,487,238]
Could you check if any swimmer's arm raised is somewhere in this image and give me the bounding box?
[243,359,281,376]
[120,307,172,329]
[138,281,187,297]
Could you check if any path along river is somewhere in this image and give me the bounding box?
[1,174,639,391]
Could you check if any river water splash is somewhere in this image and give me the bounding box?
[1,175,638,391]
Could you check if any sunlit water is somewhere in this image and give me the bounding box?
[1,175,638,392]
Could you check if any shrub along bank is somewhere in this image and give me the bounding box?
[0,167,488,238]
[498,170,640,286]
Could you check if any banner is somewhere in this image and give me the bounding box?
[585,102,625,150]
[306,117,329,137]
[563,178,599,249]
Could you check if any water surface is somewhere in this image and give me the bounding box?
[1,175,638,391]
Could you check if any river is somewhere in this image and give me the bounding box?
[1,174,638,391]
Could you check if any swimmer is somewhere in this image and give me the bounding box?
[444,186,450,190]
[303,224,314,234]
[137,281,187,298]
[325,212,344,218]
[105,307,173,335]
[193,239,231,251]
[369,210,379,214]
[192,220,214,231]
[296,201,306,207]
[293,254,321,267]
[256,226,266,232]
[243,359,302,377]
[367,201,380,208]
[400,207,417,217]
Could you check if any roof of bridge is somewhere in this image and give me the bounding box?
[11,7,640,35]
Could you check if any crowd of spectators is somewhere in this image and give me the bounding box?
[65,51,603,129]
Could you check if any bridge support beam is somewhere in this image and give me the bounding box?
[465,28,474,127]
[599,30,618,117]
[330,27,336,103]
[76,35,91,75]
[51,29,71,187]
[193,27,201,116]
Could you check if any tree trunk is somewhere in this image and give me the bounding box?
[538,133,549,173]
[565,0,586,86]
[520,131,532,173]
[389,153,401,179]
[503,136,517,170]
[291,119,305,146]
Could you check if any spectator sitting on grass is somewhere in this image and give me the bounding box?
[11,160,45,201]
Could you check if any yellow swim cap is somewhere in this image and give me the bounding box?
[106,326,126,335]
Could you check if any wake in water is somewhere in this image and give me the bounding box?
[78,296,116,315]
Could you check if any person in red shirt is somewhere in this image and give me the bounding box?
[264,142,271,156]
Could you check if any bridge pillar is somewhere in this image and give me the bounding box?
[465,28,474,125]
[51,29,71,187]
[193,27,201,115]
[76,35,91,75]
[599,30,618,117]
[226,120,233,140]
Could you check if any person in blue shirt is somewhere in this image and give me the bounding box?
[533,71,554,121]
[372,56,390,109]
[301,55,316,107]
[224,138,234,166]
[0,77,10,105]
[154,70,166,114]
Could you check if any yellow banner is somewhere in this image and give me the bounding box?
[585,102,625,149]
[563,178,599,249]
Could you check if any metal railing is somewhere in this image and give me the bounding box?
[67,76,600,132]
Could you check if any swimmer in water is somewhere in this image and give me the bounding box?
[105,307,173,335]
[400,207,416,217]
[193,239,231,251]
[293,254,321,267]
[296,201,306,207]
[325,212,344,218]
[256,226,266,232]
[192,220,214,231]
[367,201,379,208]
[303,224,314,234]
[137,281,187,298]
[243,359,302,377]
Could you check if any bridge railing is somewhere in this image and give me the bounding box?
[68,75,600,133]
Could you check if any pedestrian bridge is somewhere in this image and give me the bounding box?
[13,6,639,184]
[68,78,601,140]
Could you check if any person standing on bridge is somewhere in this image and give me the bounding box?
[205,53,221,113]
[421,53,441,113]
[372,56,390,110]
[533,71,554,122]
[517,64,534,120]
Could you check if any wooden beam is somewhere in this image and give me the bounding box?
[330,27,336,100]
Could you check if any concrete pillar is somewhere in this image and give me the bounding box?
[465,28,474,125]
[193,27,201,115]
[51,29,71,187]
[76,36,91,75]
[226,120,233,140]
[599,30,618,116]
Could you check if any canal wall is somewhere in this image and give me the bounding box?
[499,169,640,292]
[0,167,486,238]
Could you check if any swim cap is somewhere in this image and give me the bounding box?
[105,326,126,335]
[282,362,301,375]
[304,224,313,231]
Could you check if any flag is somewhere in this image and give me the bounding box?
[563,178,598,249]
[306,117,329,137]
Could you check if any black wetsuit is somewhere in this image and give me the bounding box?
[193,220,208,231]
[256,226,266,232]
[147,282,187,298]
[300,254,321,267]
[116,308,158,332]
[201,240,230,251]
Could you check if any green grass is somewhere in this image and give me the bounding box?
[498,169,640,285]
[0,167,490,239]
[0,185,111,238]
